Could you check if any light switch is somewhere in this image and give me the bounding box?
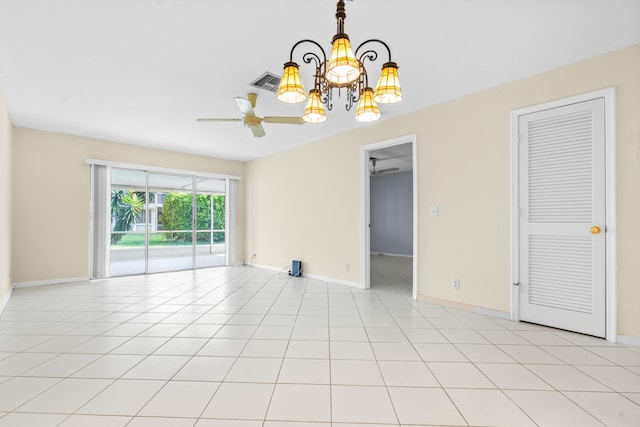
[430,206,438,217]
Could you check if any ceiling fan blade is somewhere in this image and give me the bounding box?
[197,118,242,122]
[378,167,400,174]
[250,124,266,138]
[263,116,305,125]
[373,154,412,161]
[234,97,254,116]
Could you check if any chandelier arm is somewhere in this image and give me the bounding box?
[356,49,376,88]
[302,52,322,71]
[354,39,393,62]
[288,39,328,67]
[357,49,378,64]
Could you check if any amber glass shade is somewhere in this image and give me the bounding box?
[277,62,307,103]
[355,87,381,122]
[303,90,327,124]
[373,62,402,104]
[325,34,360,86]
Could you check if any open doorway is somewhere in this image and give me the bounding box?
[362,135,417,299]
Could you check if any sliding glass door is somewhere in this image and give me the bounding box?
[110,168,147,277]
[104,167,230,278]
[195,178,226,269]
[147,173,194,274]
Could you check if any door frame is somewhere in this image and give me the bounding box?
[510,88,617,342]
[361,134,418,299]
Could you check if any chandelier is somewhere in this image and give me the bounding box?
[276,0,402,123]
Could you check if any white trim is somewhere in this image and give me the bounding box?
[85,158,241,181]
[604,89,617,343]
[252,263,289,274]
[251,264,361,289]
[412,140,418,301]
[617,335,640,348]
[89,164,95,280]
[13,277,90,288]
[303,272,361,289]
[510,108,520,322]
[228,179,232,266]
[510,87,617,342]
[361,134,418,300]
[418,294,511,319]
[361,149,371,290]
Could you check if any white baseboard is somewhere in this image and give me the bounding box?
[13,276,90,288]
[0,287,13,315]
[251,264,361,289]
[252,263,289,274]
[417,293,510,319]
[617,334,640,348]
[302,272,362,289]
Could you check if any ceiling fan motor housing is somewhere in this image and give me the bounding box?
[244,116,262,127]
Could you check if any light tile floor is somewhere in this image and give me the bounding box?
[0,255,638,426]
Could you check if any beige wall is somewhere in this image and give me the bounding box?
[245,134,362,282]
[0,90,12,305]
[7,45,639,338]
[12,129,245,283]
[245,44,640,338]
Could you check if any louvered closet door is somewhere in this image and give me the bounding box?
[518,98,606,337]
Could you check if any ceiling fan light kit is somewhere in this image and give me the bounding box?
[373,62,402,104]
[355,87,381,122]
[303,90,328,124]
[276,0,402,123]
[325,34,361,86]
[277,62,307,103]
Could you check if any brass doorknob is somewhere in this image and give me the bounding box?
[590,226,601,235]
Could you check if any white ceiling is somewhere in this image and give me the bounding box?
[1,0,639,162]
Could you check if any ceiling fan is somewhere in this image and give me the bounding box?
[370,157,400,175]
[197,93,304,138]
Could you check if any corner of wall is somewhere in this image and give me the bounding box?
[0,88,13,312]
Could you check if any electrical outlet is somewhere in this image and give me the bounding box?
[282,250,287,257]
[453,279,460,289]
[345,263,350,272]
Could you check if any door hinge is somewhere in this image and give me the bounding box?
[513,282,520,287]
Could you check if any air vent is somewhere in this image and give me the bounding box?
[250,72,281,93]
